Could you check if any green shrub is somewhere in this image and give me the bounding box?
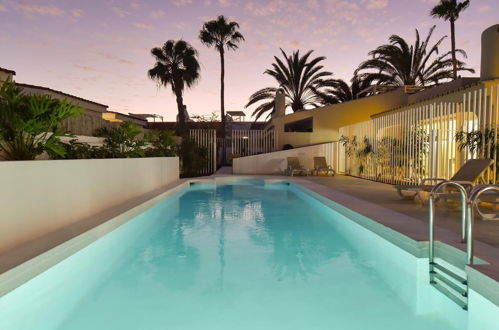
[178,137,208,177]
[52,139,110,159]
[145,129,177,157]
[95,122,146,158]
[0,79,81,160]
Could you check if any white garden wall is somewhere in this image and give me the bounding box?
[233,142,342,175]
[0,157,179,254]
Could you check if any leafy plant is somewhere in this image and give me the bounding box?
[190,111,219,122]
[430,0,470,80]
[315,74,376,104]
[456,129,498,182]
[355,25,473,87]
[51,139,108,159]
[95,121,146,158]
[455,129,498,156]
[339,135,357,157]
[341,127,429,181]
[340,135,373,174]
[178,137,208,177]
[356,137,373,174]
[245,49,336,121]
[199,15,245,140]
[0,79,81,160]
[145,129,177,157]
[148,40,201,134]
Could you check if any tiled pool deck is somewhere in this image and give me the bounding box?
[303,175,499,249]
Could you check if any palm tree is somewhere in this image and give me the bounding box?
[246,49,335,121]
[148,40,200,134]
[199,15,244,137]
[430,0,470,80]
[315,75,375,104]
[355,26,473,87]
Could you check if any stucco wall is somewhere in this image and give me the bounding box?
[61,112,121,136]
[270,88,408,149]
[0,71,14,82]
[0,157,179,254]
[233,142,341,175]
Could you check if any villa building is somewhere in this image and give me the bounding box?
[234,24,499,185]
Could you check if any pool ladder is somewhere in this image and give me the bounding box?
[428,182,499,310]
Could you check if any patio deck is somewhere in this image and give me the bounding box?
[304,174,499,249]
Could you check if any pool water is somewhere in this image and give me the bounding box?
[0,182,464,330]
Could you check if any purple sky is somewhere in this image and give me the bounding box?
[1,0,497,121]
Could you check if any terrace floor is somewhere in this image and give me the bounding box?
[303,174,499,249]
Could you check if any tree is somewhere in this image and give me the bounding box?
[315,75,376,104]
[199,15,244,136]
[355,26,474,87]
[148,40,200,134]
[0,79,81,160]
[246,49,335,121]
[430,0,470,80]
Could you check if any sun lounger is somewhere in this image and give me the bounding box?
[394,158,494,201]
[313,157,335,176]
[285,157,310,176]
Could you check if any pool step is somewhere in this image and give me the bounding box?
[430,261,468,310]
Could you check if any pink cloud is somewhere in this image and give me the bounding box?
[70,9,84,18]
[134,22,154,30]
[15,3,65,16]
[362,0,388,10]
[150,10,166,18]
[112,7,130,17]
[172,0,193,6]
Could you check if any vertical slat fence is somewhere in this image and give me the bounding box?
[189,129,217,175]
[339,84,499,185]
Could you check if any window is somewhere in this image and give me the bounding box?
[284,117,313,132]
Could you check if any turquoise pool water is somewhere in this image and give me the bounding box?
[0,181,465,329]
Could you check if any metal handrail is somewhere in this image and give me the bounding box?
[466,185,499,264]
[429,181,468,265]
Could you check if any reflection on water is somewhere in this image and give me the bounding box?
[176,184,343,282]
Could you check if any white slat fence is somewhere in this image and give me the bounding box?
[231,129,277,157]
[189,129,217,175]
[339,84,499,185]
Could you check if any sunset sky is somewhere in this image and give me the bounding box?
[1,0,497,121]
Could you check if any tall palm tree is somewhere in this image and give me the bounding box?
[315,75,375,104]
[199,15,244,137]
[355,26,473,87]
[430,0,470,80]
[246,49,335,121]
[148,40,200,134]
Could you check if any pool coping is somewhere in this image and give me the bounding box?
[1,174,499,308]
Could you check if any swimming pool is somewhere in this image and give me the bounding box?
[0,179,494,329]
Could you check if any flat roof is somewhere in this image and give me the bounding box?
[148,121,267,136]
[227,111,246,116]
[105,111,147,122]
[16,83,108,109]
[372,78,481,118]
[0,67,16,75]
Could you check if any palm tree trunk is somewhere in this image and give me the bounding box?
[450,18,457,80]
[174,86,186,136]
[220,49,226,165]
